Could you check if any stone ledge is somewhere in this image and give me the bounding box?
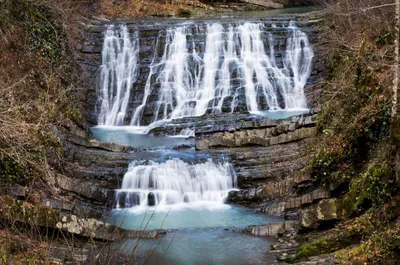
[56,174,115,204]
[67,134,134,153]
[196,126,317,149]
[260,188,330,216]
[243,220,299,236]
[0,196,166,241]
[195,112,318,135]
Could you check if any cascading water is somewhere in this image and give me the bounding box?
[115,158,236,210]
[130,21,314,126]
[97,25,139,126]
[97,21,313,126]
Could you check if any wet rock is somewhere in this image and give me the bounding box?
[172,144,192,150]
[227,190,239,201]
[227,188,264,203]
[148,192,156,206]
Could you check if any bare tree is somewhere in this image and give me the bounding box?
[393,0,400,118]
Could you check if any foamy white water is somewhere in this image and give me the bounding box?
[98,21,313,126]
[115,158,237,212]
[97,25,139,126]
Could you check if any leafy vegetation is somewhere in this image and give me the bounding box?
[295,0,400,263]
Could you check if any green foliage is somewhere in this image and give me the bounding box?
[20,0,67,67]
[312,61,392,198]
[333,206,400,264]
[311,144,342,180]
[375,28,396,47]
[66,106,82,122]
[343,161,392,216]
[21,253,45,265]
[0,158,31,184]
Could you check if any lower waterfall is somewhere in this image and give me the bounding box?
[115,158,237,211]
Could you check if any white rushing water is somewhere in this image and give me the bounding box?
[97,25,139,126]
[98,21,314,126]
[115,158,237,212]
[130,21,313,125]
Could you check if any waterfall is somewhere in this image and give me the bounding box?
[178,128,195,138]
[97,21,313,126]
[115,158,237,209]
[97,25,139,126]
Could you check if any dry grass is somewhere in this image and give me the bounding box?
[0,0,92,184]
[98,0,206,17]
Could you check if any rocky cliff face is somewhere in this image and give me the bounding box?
[191,110,328,220]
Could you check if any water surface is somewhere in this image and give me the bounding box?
[113,229,277,265]
[91,126,194,148]
[108,204,281,230]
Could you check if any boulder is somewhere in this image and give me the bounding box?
[300,205,318,229]
[227,188,263,204]
[300,199,343,229]
[148,192,156,206]
[316,198,342,221]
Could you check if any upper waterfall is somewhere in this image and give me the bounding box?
[96,21,314,126]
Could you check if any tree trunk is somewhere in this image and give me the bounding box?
[393,0,399,118]
[394,0,400,184]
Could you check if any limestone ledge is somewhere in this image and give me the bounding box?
[66,134,134,153]
[243,220,298,237]
[195,114,318,150]
[0,195,166,241]
[56,174,115,204]
[262,188,330,216]
[228,172,325,205]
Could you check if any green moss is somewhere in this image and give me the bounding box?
[310,146,342,180]
[293,237,347,262]
[343,161,391,217]
[20,0,67,67]
[0,196,61,228]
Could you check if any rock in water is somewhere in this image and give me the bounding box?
[148,192,156,206]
